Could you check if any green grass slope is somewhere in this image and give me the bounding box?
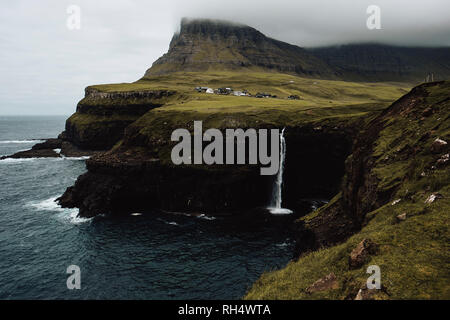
[67,71,409,152]
[245,81,450,300]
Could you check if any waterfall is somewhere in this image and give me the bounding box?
[268,128,293,215]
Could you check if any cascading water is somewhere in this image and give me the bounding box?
[268,128,293,215]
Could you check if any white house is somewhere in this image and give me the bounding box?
[206,88,214,94]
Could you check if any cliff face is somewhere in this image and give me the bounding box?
[246,81,450,300]
[295,81,450,253]
[57,120,357,218]
[145,19,450,83]
[61,87,176,150]
[309,44,450,82]
[145,18,336,78]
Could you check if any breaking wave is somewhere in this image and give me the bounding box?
[0,140,44,144]
[26,197,91,225]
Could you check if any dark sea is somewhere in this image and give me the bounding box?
[0,116,294,299]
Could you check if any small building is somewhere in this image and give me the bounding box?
[206,88,214,94]
[255,92,274,98]
[195,86,210,92]
[217,88,232,95]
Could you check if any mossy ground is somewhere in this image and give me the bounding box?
[91,71,409,104]
[245,82,450,300]
[67,72,448,299]
[78,72,411,124]
[71,71,410,164]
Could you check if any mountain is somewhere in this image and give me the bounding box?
[145,18,450,83]
[144,18,337,78]
[309,44,450,82]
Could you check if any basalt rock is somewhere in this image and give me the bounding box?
[62,88,175,150]
[305,273,339,294]
[58,122,356,219]
[431,138,448,154]
[58,152,273,218]
[0,138,99,160]
[348,238,379,269]
[294,81,450,256]
[1,148,60,159]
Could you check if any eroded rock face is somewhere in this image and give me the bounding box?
[58,125,354,218]
[145,18,335,78]
[1,148,60,160]
[305,273,339,294]
[294,82,450,257]
[431,138,448,154]
[63,89,175,150]
[0,139,62,159]
[58,153,273,218]
[0,138,99,160]
[396,213,407,222]
[309,44,450,82]
[349,238,379,269]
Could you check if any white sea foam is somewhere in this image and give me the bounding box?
[157,218,180,226]
[268,207,293,215]
[0,157,41,163]
[27,197,92,225]
[0,140,44,144]
[275,242,289,247]
[61,155,90,161]
[0,155,90,164]
[197,214,216,221]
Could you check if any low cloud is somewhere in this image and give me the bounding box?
[0,0,448,114]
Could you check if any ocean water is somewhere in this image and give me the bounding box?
[0,116,295,299]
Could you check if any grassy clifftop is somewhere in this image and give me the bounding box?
[65,71,409,152]
[98,72,409,162]
[245,81,450,300]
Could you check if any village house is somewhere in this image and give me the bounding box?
[194,87,251,97]
[195,86,210,93]
[255,92,275,98]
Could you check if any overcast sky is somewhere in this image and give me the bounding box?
[0,0,449,115]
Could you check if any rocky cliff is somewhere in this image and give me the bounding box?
[4,18,448,300]
[246,80,450,299]
[309,44,450,82]
[145,18,337,78]
[145,19,450,83]
[57,116,359,218]
[62,87,176,150]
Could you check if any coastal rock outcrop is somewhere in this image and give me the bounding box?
[63,87,176,150]
[293,81,450,255]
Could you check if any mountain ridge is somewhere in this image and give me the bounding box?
[145,18,450,83]
[144,18,337,78]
